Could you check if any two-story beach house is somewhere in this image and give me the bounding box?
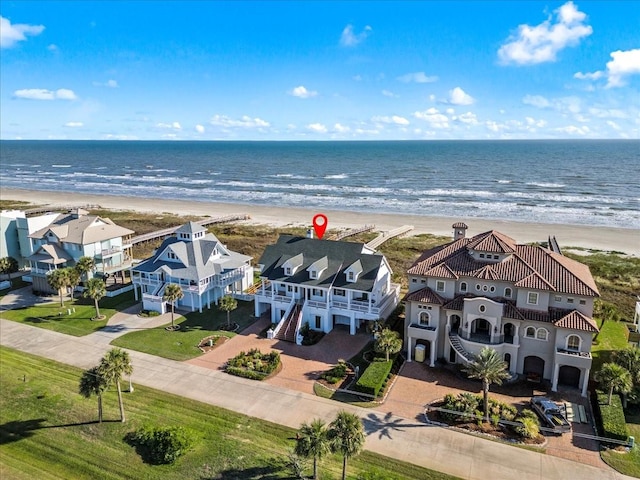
[131,222,253,313]
[404,223,599,396]
[27,209,134,293]
[254,233,400,343]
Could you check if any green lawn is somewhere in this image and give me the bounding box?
[0,291,137,337]
[111,301,257,361]
[591,317,630,370]
[0,346,458,480]
[601,408,640,478]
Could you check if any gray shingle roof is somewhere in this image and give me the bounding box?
[258,235,388,292]
[29,213,134,245]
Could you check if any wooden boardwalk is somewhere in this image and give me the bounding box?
[129,214,250,245]
[365,225,414,250]
[326,224,376,241]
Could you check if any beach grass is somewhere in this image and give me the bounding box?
[0,346,458,480]
[110,301,256,361]
[0,291,137,337]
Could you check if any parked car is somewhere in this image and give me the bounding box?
[530,396,571,434]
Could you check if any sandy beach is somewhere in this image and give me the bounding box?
[3,187,639,256]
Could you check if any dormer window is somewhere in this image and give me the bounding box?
[285,267,292,276]
[168,251,177,260]
[310,270,317,279]
[348,272,354,281]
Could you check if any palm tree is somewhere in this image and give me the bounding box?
[219,294,238,330]
[84,278,107,319]
[47,268,70,306]
[613,347,640,384]
[99,348,133,422]
[79,366,108,423]
[0,256,19,279]
[66,267,81,299]
[295,419,330,480]
[594,301,619,342]
[374,328,403,362]
[162,283,183,329]
[75,256,95,284]
[595,362,633,405]
[328,411,365,480]
[462,346,510,421]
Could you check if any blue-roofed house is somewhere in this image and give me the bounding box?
[131,222,253,313]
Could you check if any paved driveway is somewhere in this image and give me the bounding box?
[0,286,55,311]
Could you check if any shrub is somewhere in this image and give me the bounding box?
[595,390,629,441]
[226,349,280,380]
[515,416,540,439]
[355,360,392,397]
[126,425,197,464]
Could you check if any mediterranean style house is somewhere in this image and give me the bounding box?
[254,233,399,343]
[131,222,253,313]
[27,209,134,294]
[404,223,599,396]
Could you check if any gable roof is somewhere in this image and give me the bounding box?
[403,287,446,305]
[26,244,73,265]
[554,311,599,333]
[29,213,134,245]
[175,221,207,235]
[408,229,599,297]
[258,235,388,292]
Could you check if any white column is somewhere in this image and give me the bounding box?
[430,341,436,367]
[551,363,560,392]
[134,283,138,301]
[407,336,412,362]
[581,368,590,397]
[514,324,520,346]
[350,314,356,335]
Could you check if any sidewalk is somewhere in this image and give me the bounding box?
[0,319,633,480]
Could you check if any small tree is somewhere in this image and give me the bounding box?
[79,366,108,423]
[462,347,510,421]
[594,301,619,342]
[613,347,640,384]
[163,283,184,329]
[75,256,95,284]
[0,256,19,278]
[99,348,133,422]
[47,268,71,306]
[66,267,81,299]
[595,362,633,405]
[219,294,238,329]
[84,278,107,319]
[374,328,402,362]
[328,411,365,480]
[295,419,330,480]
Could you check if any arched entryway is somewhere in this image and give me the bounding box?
[471,318,491,342]
[503,322,515,343]
[504,353,512,371]
[558,365,581,388]
[450,315,461,334]
[524,356,545,382]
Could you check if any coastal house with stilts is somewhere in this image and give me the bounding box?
[26,209,134,294]
[131,222,253,313]
[403,223,599,397]
[254,233,399,343]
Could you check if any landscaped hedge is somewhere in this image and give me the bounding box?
[226,366,268,380]
[225,349,280,381]
[595,391,629,441]
[355,360,392,397]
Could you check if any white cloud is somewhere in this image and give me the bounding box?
[458,112,479,125]
[13,88,77,100]
[371,115,410,125]
[605,49,640,88]
[396,72,438,83]
[522,94,551,108]
[47,44,58,52]
[307,123,328,133]
[428,94,436,102]
[573,71,603,80]
[156,121,182,130]
[413,108,450,128]
[195,124,205,133]
[445,108,455,115]
[588,107,627,119]
[0,16,45,49]
[289,85,318,98]
[64,122,83,127]
[210,115,270,128]
[381,89,397,98]
[340,24,372,47]
[446,87,475,105]
[352,75,363,82]
[498,1,592,65]
[333,123,350,133]
[93,79,119,88]
[525,116,547,127]
[606,120,621,130]
[555,125,590,135]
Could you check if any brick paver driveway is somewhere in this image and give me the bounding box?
[187,317,371,394]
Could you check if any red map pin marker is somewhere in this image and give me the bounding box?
[313,214,328,239]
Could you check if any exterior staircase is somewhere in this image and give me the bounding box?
[276,304,301,343]
[448,332,475,363]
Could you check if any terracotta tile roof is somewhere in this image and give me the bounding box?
[407,229,599,297]
[403,287,446,305]
[554,311,599,333]
[442,295,467,311]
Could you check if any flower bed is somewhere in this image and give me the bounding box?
[225,348,281,381]
[197,335,228,353]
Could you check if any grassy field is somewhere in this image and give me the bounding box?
[0,291,137,337]
[0,346,458,480]
[111,301,256,361]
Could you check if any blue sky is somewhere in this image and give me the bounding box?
[1,1,638,140]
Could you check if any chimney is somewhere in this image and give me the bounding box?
[452,222,468,241]
[306,228,314,239]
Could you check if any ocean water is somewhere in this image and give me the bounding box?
[1,140,638,229]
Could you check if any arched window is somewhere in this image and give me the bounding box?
[536,328,548,341]
[460,282,467,292]
[419,311,430,326]
[504,287,512,298]
[567,335,581,351]
[504,353,511,367]
[525,326,536,338]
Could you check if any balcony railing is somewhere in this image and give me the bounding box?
[96,246,122,258]
[409,323,437,331]
[556,348,591,358]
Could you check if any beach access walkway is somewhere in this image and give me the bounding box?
[0,318,633,480]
